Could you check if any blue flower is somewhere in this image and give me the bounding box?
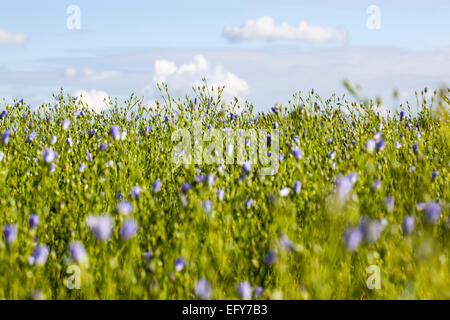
[120,219,138,240]
[201,200,213,213]
[86,215,113,241]
[237,281,252,300]
[42,148,58,163]
[216,189,225,201]
[29,214,39,229]
[181,182,192,194]
[335,175,354,201]
[402,216,415,235]
[372,180,382,191]
[244,198,254,209]
[195,279,212,300]
[384,196,394,213]
[375,138,386,151]
[254,286,263,298]
[78,163,86,172]
[0,110,7,118]
[242,161,252,174]
[431,171,439,181]
[343,228,363,252]
[117,201,133,215]
[62,119,71,131]
[152,180,162,193]
[359,218,384,244]
[294,181,301,194]
[279,187,290,197]
[30,245,50,266]
[291,147,303,160]
[109,126,121,140]
[425,201,441,224]
[131,186,142,199]
[412,143,419,153]
[279,233,294,251]
[265,250,277,264]
[26,131,38,143]
[70,241,88,264]
[3,224,17,244]
[174,257,186,271]
[99,142,108,151]
[66,137,73,147]
[2,129,11,144]
[50,135,57,145]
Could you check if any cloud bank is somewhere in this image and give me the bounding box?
[223,16,347,43]
[147,55,249,101]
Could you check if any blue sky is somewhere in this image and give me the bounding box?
[1,0,449,111]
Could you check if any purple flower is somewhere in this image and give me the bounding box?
[70,241,88,263]
[279,233,294,251]
[66,137,73,147]
[384,196,394,213]
[117,201,133,215]
[242,161,252,174]
[174,257,185,271]
[254,286,263,298]
[42,148,58,163]
[294,181,301,194]
[78,163,86,172]
[431,171,439,181]
[425,201,441,224]
[273,122,279,129]
[0,110,7,118]
[181,182,192,194]
[195,279,212,300]
[372,180,382,191]
[50,135,57,145]
[343,228,363,252]
[99,142,108,151]
[412,143,419,153]
[153,180,162,193]
[265,250,277,264]
[143,251,153,262]
[49,163,56,173]
[26,131,38,143]
[2,129,11,144]
[237,281,252,300]
[86,215,113,241]
[291,147,303,160]
[30,245,49,266]
[29,214,39,229]
[336,175,353,201]
[279,187,290,197]
[201,200,213,213]
[375,138,386,152]
[216,189,225,201]
[360,218,383,244]
[120,219,138,240]
[3,224,17,244]
[62,119,71,131]
[109,126,121,140]
[244,198,254,209]
[400,110,405,120]
[402,216,415,235]
[130,186,142,199]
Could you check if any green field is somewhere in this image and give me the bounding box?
[0,85,448,299]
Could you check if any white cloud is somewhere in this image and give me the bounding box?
[75,90,111,113]
[65,67,120,81]
[223,16,347,43]
[0,28,27,46]
[147,55,249,102]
